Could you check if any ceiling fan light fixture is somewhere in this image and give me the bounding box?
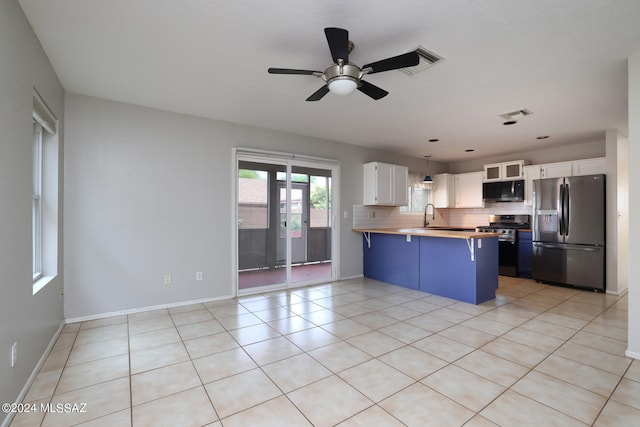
[328,77,358,96]
[268,28,418,101]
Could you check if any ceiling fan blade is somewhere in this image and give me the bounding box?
[324,27,349,64]
[268,68,321,75]
[306,85,330,102]
[363,51,420,74]
[358,80,388,100]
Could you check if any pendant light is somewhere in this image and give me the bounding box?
[423,155,433,183]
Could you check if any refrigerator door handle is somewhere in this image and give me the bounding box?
[564,182,570,236]
[558,183,565,236]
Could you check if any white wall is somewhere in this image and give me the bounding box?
[616,134,629,294]
[0,0,65,419]
[605,129,629,296]
[63,94,432,319]
[627,54,640,359]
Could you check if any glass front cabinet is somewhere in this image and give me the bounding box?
[483,160,525,182]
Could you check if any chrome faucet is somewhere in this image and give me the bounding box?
[424,203,436,227]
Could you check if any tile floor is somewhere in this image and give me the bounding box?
[9,276,640,427]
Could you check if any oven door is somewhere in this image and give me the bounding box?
[498,239,518,277]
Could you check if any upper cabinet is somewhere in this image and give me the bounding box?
[523,165,541,206]
[538,157,605,179]
[539,161,573,179]
[454,171,484,208]
[363,162,408,206]
[392,164,409,206]
[483,160,525,182]
[573,157,606,176]
[432,173,455,208]
[524,157,605,205]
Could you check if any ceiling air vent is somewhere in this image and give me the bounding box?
[400,46,443,75]
[500,109,533,121]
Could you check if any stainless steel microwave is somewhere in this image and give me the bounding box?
[482,180,524,202]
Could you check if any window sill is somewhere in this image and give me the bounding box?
[33,275,56,295]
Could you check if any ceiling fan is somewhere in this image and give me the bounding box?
[268,27,420,101]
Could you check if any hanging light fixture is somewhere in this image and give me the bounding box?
[423,155,433,183]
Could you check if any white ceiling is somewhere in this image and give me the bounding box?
[19,0,640,162]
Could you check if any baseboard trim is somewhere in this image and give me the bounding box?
[338,274,364,281]
[1,321,65,427]
[606,287,629,296]
[66,277,370,324]
[625,349,640,360]
[65,294,234,324]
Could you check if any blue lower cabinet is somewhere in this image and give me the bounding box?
[518,231,533,278]
[363,233,420,289]
[419,237,498,304]
[362,233,499,304]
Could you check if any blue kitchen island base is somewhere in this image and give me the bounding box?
[362,232,498,304]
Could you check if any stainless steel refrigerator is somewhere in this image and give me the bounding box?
[532,174,605,291]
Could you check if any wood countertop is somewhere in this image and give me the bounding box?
[353,228,500,239]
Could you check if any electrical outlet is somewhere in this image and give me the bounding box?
[164,274,172,285]
[11,342,17,368]
[196,272,203,281]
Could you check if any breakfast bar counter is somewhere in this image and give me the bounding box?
[353,228,499,304]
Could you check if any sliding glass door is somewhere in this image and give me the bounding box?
[236,153,336,293]
[277,180,308,265]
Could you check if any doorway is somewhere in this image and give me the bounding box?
[236,152,338,294]
[277,181,308,265]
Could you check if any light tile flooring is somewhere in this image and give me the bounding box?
[9,276,640,426]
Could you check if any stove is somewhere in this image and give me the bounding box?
[476,215,530,276]
[475,214,530,242]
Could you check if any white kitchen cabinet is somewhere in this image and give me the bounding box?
[454,171,484,208]
[503,160,526,179]
[363,162,408,206]
[539,161,573,179]
[432,173,455,208]
[392,165,409,205]
[483,160,525,182]
[573,157,605,176]
[523,164,541,206]
[483,163,502,182]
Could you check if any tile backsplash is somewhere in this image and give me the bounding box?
[352,205,449,229]
[447,203,533,227]
[353,203,533,229]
